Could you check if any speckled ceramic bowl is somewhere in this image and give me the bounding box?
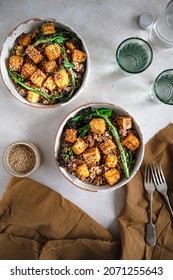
[0,18,89,108]
[3,141,41,177]
[54,102,144,192]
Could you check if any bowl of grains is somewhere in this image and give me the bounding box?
[0,18,89,108]
[54,102,144,192]
[3,141,41,177]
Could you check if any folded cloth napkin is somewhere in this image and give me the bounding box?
[119,123,173,260]
[0,176,121,260]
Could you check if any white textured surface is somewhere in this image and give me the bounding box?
[0,0,172,238]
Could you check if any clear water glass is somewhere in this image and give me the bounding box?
[149,0,173,48]
[116,37,153,74]
[150,69,173,105]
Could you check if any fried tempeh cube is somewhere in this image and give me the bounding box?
[18,33,31,47]
[65,129,77,143]
[122,133,140,152]
[42,60,57,73]
[76,163,89,179]
[43,76,57,91]
[83,147,101,165]
[72,49,87,63]
[21,62,37,79]
[72,139,88,155]
[9,55,24,71]
[30,69,47,87]
[54,69,69,89]
[89,118,106,134]
[25,45,43,64]
[65,40,76,52]
[104,168,120,186]
[41,22,56,35]
[26,91,40,103]
[15,45,24,56]
[117,116,132,130]
[99,139,116,154]
[45,44,61,61]
[105,154,118,168]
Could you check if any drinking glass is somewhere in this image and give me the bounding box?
[149,1,173,48]
[150,69,173,105]
[116,37,153,74]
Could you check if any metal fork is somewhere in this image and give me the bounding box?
[151,162,173,220]
[144,164,156,246]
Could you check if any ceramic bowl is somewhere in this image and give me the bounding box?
[0,18,89,108]
[54,102,144,192]
[3,141,41,177]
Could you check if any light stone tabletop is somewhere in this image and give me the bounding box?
[0,0,172,238]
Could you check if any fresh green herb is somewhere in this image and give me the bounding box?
[33,33,68,46]
[126,149,133,167]
[77,124,90,139]
[60,46,76,99]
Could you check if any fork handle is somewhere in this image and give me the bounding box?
[145,193,156,246]
[145,223,156,246]
[164,195,173,220]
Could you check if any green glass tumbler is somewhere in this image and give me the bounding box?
[150,69,173,105]
[116,37,153,74]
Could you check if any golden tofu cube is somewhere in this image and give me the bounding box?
[21,62,37,79]
[76,163,89,180]
[18,33,31,47]
[104,168,120,186]
[122,133,140,152]
[43,76,56,91]
[9,55,24,71]
[99,139,116,154]
[41,22,56,35]
[25,45,43,64]
[30,69,47,87]
[15,45,24,56]
[89,118,106,134]
[43,60,57,73]
[27,91,40,103]
[83,147,101,165]
[65,129,77,143]
[72,49,87,63]
[45,44,61,61]
[54,69,69,89]
[117,116,132,130]
[72,139,88,155]
[65,40,76,51]
[105,154,118,168]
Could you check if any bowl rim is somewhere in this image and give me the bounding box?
[0,17,90,109]
[2,141,41,177]
[54,102,144,192]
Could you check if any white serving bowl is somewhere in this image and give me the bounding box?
[0,18,89,108]
[54,102,144,192]
[3,141,41,177]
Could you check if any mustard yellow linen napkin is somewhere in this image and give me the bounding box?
[0,176,121,260]
[119,123,173,260]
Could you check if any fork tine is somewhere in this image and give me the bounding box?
[145,164,151,183]
[158,162,165,183]
[151,163,159,185]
